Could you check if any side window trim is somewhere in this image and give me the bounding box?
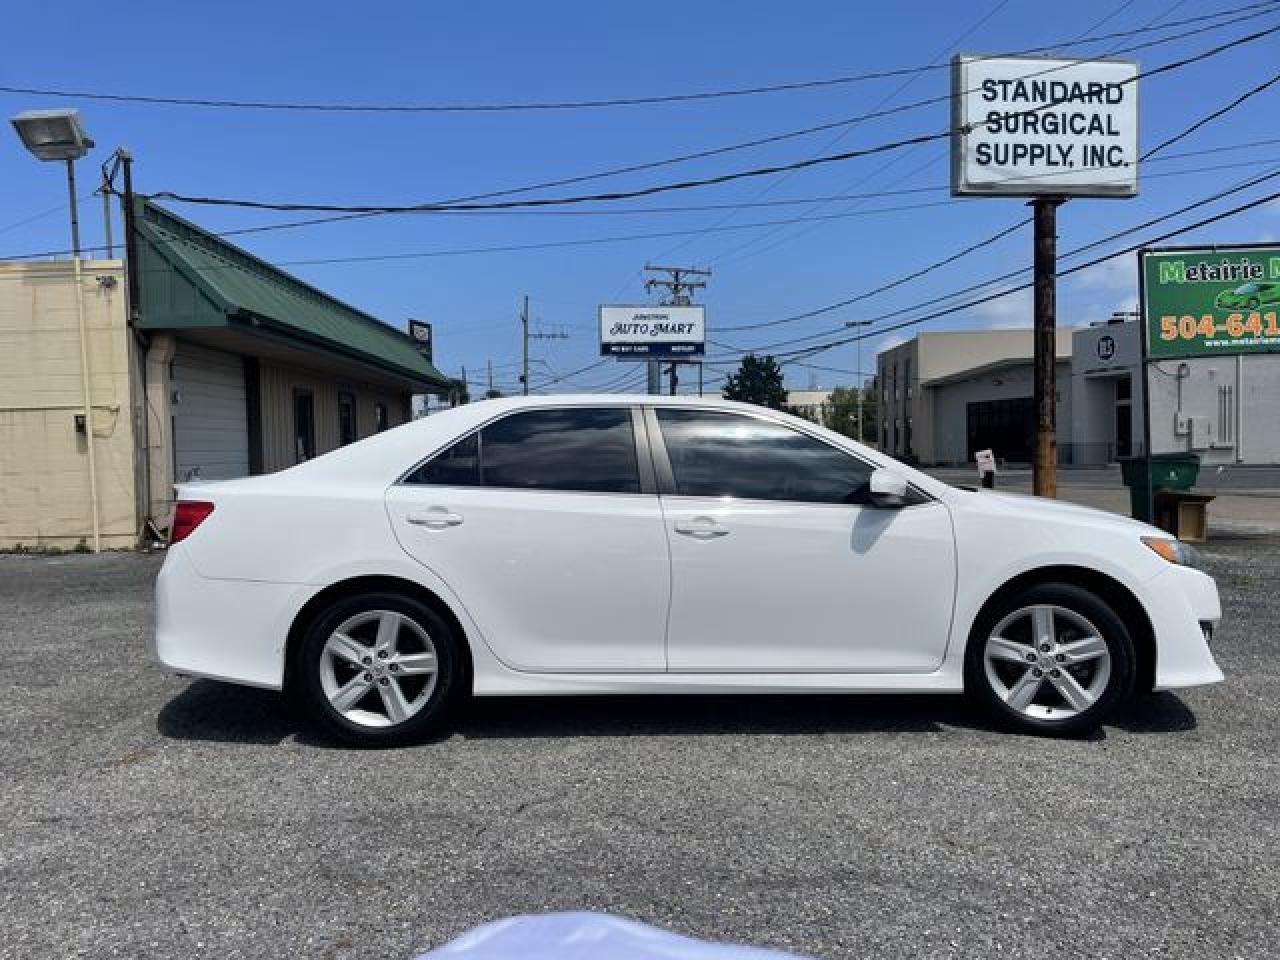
[642,406,677,495]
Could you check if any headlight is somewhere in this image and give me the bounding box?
[1141,536,1203,569]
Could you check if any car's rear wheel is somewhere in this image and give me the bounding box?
[297,591,461,746]
[964,583,1134,736]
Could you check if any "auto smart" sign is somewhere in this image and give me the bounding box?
[1141,245,1280,359]
[951,55,1139,198]
[599,305,706,358]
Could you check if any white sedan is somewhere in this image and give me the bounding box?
[153,395,1222,744]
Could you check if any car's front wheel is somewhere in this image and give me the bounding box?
[965,583,1134,736]
[296,591,462,746]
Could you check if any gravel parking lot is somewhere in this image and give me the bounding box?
[1,542,1277,960]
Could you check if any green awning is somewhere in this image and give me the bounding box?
[134,199,450,391]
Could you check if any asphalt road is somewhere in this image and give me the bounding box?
[1,544,1278,960]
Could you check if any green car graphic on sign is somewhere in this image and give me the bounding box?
[1213,282,1280,310]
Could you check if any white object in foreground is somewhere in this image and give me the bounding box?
[415,911,813,960]
[153,395,1222,745]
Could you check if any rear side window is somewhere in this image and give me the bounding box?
[405,407,640,494]
[656,409,874,504]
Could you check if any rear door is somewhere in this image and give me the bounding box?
[651,407,956,673]
[386,405,670,673]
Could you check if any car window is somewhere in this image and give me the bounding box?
[405,431,479,486]
[481,407,640,493]
[655,409,875,504]
[406,407,641,493]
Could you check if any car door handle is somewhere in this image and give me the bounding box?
[406,508,464,529]
[673,516,729,538]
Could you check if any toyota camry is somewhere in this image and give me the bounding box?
[153,396,1222,745]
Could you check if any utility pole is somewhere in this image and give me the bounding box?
[1032,197,1064,498]
[843,319,873,442]
[521,295,529,396]
[519,295,569,394]
[487,358,494,397]
[643,264,710,396]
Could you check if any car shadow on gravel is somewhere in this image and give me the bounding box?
[156,680,1198,746]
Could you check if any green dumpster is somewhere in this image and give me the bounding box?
[1120,453,1201,522]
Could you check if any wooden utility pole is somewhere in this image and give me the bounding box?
[1032,197,1064,498]
[643,264,710,396]
[521,295,530,396]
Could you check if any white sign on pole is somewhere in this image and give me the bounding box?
[951,55,1139,198]
[599,304,706,358]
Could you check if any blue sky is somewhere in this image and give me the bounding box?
[4,0,1280,395]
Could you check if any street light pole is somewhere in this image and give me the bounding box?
[65,158,81,258]
[844,319,873,443]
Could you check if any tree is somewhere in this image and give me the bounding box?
[825,384,878,444]
[722,354,788,409]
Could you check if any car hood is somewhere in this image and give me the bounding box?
[947,487,1164,536]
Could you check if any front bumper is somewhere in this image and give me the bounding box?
[1145,563,1224,691]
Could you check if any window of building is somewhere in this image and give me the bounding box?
[656,409,874,505]
[406,407,640,494]
[293,390,315,463]
[904,360,912,400]
[374,402,389,433]
[338,392,357,445]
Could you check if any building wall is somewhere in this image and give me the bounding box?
[877,329,1075,464]
[257,360,411,474]
[929,359,1073,465]
[0,261,139,549]
[1070,321,1145,465]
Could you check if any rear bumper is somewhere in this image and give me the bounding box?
[1145,564,1224,691]
[153,547,300,690]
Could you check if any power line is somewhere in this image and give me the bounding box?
[722,175,1280,366]
[123,4,1280,245]
[146,22,1280,219]
[714,164,1280,357]
[2,1,1270,115]
[5,153,1278,269]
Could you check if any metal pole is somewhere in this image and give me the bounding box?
[668,363,678,396]
[71,255,101,551]
[698,362,703,397]
[1032,197,1062,498]
[101,171,114,259]
[647,359,661,395]
[65,159,82,259]
[856,335,864,443]
[120,149,140,323]
[521,295,529,396]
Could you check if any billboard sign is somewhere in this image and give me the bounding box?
[1141,246,1280,359]
[599,304,705,358]
[951,55,1138,198]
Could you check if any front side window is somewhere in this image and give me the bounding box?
[374,402,389,432]
[405,407,640,494]
[656,409,873,504]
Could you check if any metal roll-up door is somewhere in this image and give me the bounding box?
[171,342,250,482]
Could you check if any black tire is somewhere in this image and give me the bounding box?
[964,582,1135,737]
[296,591,462,747]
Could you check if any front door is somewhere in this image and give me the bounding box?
[387,406,669,673]
[652,408,956,673]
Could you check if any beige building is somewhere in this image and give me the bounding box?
[877,329,1073,465]
[0,200,450,551]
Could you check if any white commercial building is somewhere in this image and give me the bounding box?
[877,318,1280,467]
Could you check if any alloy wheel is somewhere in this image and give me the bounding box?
[319,610,439,728]
[983,604,1111,721]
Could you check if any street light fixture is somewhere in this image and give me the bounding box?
[10,107,101,551]
[844,319,874,443]
[10,108,95,256]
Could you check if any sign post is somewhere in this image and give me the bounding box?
[952,54,1139,496]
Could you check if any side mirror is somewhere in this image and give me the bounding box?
[868,468,909,508]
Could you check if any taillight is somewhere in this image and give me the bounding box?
[170,501,215,545]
